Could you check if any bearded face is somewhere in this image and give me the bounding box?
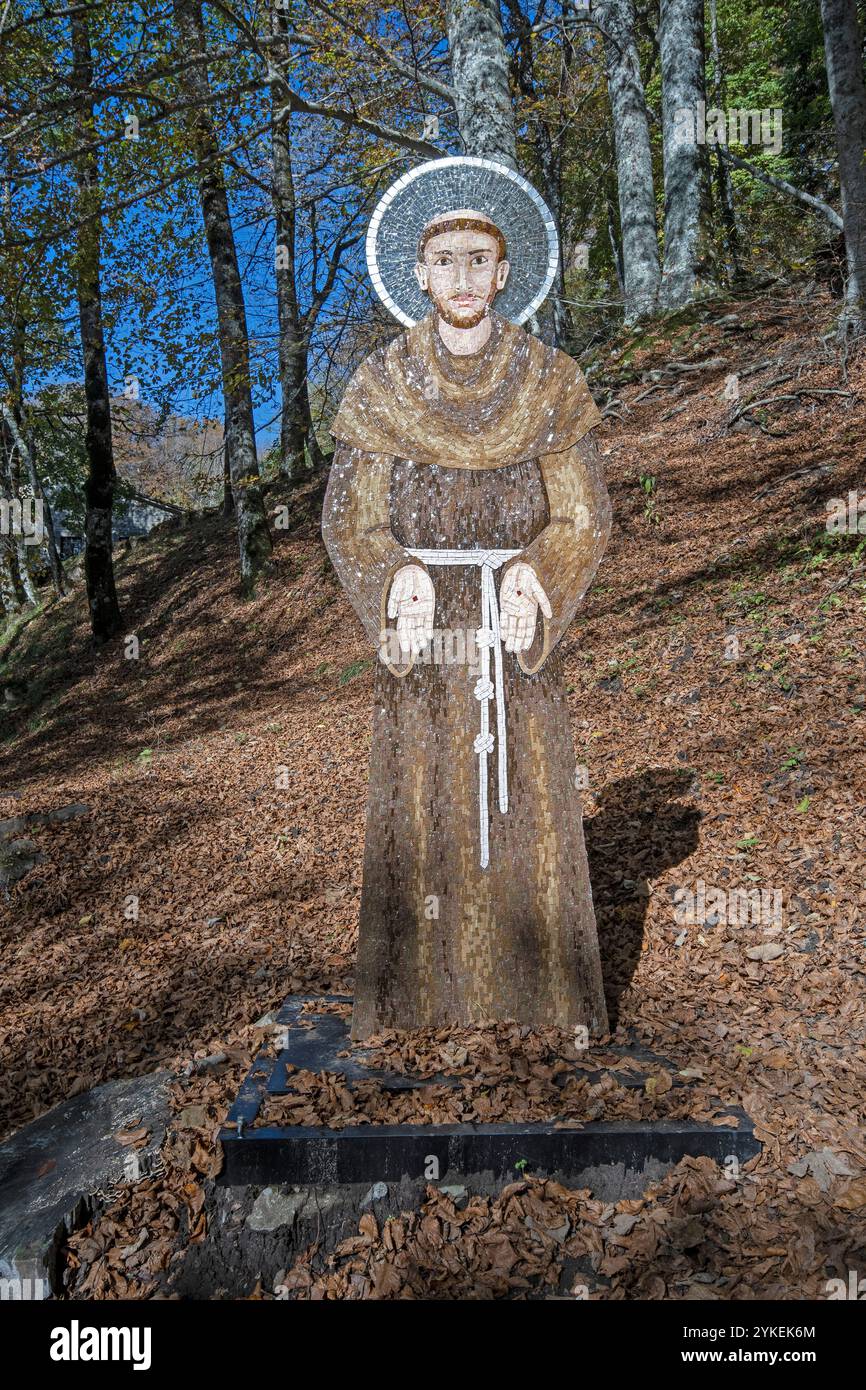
[414,212,510,329]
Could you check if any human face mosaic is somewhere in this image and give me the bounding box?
[415,226,510,328]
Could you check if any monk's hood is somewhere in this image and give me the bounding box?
[330,312,602,468]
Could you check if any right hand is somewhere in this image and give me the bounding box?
[387,563,435,656]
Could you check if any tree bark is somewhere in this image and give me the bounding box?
[608,190,625,293]
[173,0,271,590]
[222,406,235,516]
[0,434,38,607]
[270,8,308,484]
[0,540,21,616]
[3,321,41,604]
[270,126,334,476]
[819,0,866,333]
[594,0,661,322]
[26,434,64,597]
[659,0,711,310]
[707,0,742,280]
[71,9,123,641]
[0,437,26,610]
[1,405,64,598]
[6,314,64,596]
[502,0,571,346]
[444,0,518,169]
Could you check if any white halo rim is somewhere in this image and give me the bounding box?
[365,156,560,328]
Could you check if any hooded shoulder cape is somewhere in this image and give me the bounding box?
[330,312,601,469]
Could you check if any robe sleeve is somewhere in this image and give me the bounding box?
[321,441,429,678]
[502,428,612,676]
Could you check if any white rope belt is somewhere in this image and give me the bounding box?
[407,547,521,870]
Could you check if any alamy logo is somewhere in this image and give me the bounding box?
[826,492,866,534]
[49,1320,152,1370]
[0,495,44,545]
[378,626,482,674]
[0,1275,47,1299]
[825,1269,866,1299]
[674,879,783,927]
[674,101,783,155]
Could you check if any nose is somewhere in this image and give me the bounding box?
[455,256,469,290]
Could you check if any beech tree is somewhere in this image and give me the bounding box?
[444,0,518,169]
[0,330,40,606]
[501,1,581,345]
[270,106,364,479]
[270,7,309,484]
[818,0,866,335]
[0,400,64,599]
[0,436,34,608]
[658,0,711,311]
[172,0,272,592]
[706,0,741,280]
[594,0,661,322]
[70,7,123,641]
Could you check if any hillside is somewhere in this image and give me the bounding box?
[2,281,865,1299]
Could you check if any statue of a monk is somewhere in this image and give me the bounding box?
[322,158,611,1041]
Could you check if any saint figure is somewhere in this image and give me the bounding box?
[322,157,611,1041]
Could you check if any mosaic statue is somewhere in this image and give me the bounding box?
[323,157,611,1041]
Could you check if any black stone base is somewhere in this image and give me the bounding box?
[219,996,760,1188]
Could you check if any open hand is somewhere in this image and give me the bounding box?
[387,563,435,656]
[499,562,551,653]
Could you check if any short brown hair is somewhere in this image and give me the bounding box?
[417,215,507,262]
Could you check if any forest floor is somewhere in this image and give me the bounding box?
[1,279,865,1300]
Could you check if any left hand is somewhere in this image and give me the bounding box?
[499,562,552,653]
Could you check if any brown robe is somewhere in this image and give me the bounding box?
[323,312,612,1040]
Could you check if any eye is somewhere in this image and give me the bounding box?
[471,254,490,266]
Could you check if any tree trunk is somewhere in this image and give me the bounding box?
[594,0,661,322]
[502,0,571,346]
[659,0,712,310]
[222,405,235,516]
[71,10,123,641]
[270,17,308,485]
[301,376,326,472]
[534,130,570,345]
[819,0,866,334]
[1,405,64,598]
[173,0,271,591]
[445,0,518,169]
[2,448,38,607]
[26,432,64,597]
[608,191,625,293]
[6,316,64,596]
[4,322,40,604]
[707,0,742,281]
[0,540,21,616]
[0,438,27,609]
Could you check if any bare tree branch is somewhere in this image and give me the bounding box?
[718,147,843,230]
[298,0,456,103]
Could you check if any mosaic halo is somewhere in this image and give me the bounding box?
[366,156,559,327]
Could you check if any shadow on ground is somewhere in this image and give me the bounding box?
[587,768,701,1028]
